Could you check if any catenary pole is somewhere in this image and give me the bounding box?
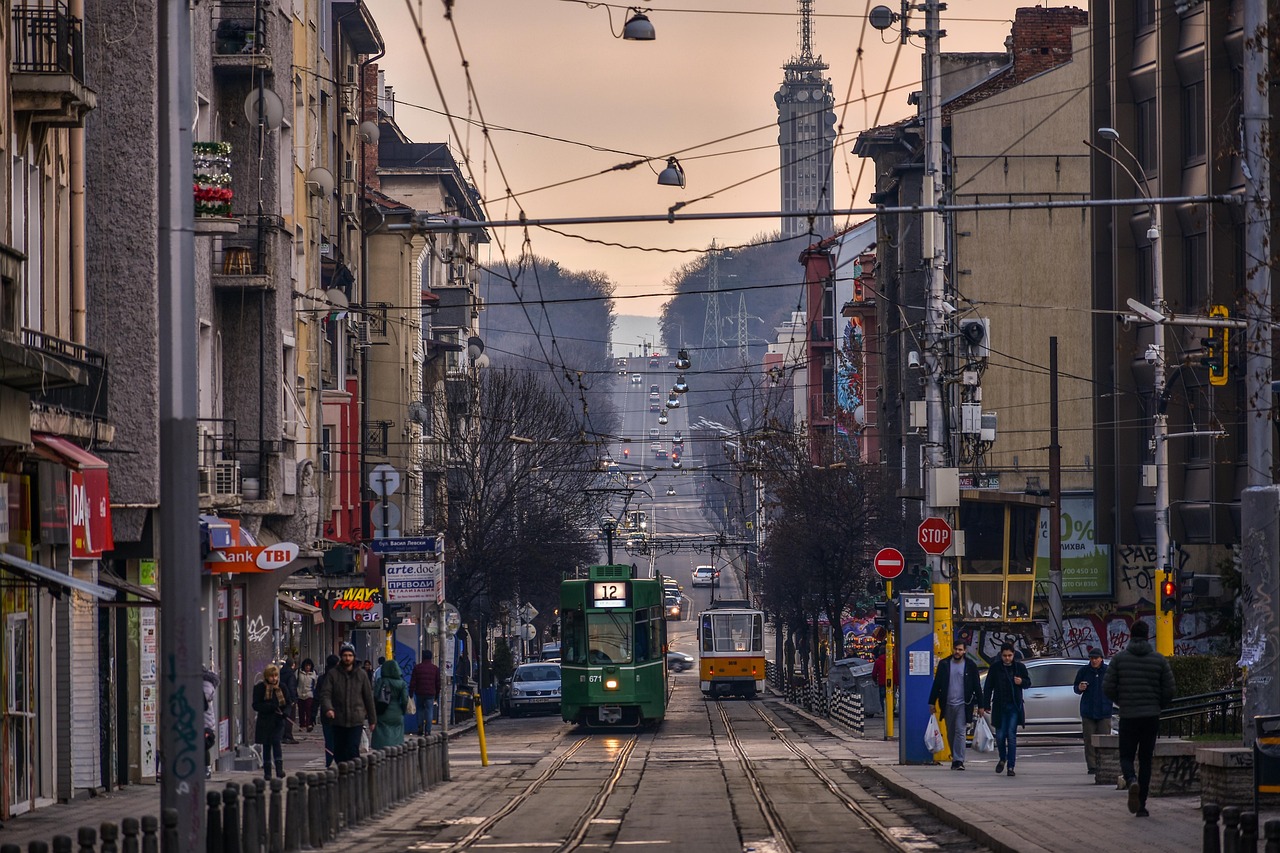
[158,0,204,846]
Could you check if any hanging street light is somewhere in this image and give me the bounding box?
[675,349,692,371]
[622,8,656,40]
[672,374,689,394]
[657,157,685,188]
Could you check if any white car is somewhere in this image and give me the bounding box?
[631,373,642,384]
[501,663,562,717]
[691,565,718,587]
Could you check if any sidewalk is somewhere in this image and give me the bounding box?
[796,705,1276,853]
[0,720,474,849]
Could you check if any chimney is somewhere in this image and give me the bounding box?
[1008,6,1089,83]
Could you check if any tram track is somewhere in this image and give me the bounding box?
[714,700,941,853]
[441,732,639,852]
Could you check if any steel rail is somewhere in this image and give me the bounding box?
[554,736,640,852]
[749,703,936,853]
[715,701,796,853]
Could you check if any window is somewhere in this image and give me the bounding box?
[1183,232,1207,311]
[707,613,762,653]
[1135,0,1156,30]
[959,503,1005,574]
[1182,81,1205,162]
[1135,99,1157,174]
[562,609,584,665]
[587,612,632,664]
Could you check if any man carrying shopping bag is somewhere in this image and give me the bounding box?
[927,640,982,770]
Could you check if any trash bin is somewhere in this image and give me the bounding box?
[828,657,880,717]
[453,686,474,722]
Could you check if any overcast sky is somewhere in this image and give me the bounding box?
[374,1,1064,318]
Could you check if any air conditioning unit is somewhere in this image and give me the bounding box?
[214,460,241,496]
[197,425,215,467]
[448,263,466,282]
[440,247,455,263]
[198,465,214,498]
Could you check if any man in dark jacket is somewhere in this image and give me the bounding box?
[927,640,982,770]
[318,643,377,763]
[1074,647,1114,775]
[279,657,300,744]
[1103,620,1175,817]
[980,644,1031,777]
[409,651,443,735]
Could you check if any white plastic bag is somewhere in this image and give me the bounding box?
[973,715,995,753]
[359,726,371,754]
[924,714,945,754]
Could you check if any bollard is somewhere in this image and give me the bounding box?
[122,820,140,853]
[223,785,242,853]
[4,844,23,853]
[326,768,339,838]
[161,810,179,853]
[305,773,322,850]
[52,838,73,853]
[337,763,352,830]
[268,778,283,853]
[241,782,260,853]
[206,792,223,853]
[101,823,119,853]
[295,773,308,850]
[1265,819,1280,853]
[1204,803,1222,853]
[1244,812,1260,853]
[441,732,450,783]
[1225,807,1242,853]
[141,816,159,853]
[284,776,301,853]
[254,778,267,851]
[77,827,97,853]
[30,842,50,853]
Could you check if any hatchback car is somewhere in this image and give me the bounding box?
[501,663,562,717]
[672,431,683,445]
[691,565,718,587]
[979,656,1090,735]
[630,373,642,384]
[667,650,695,672]
[650,384,660,394]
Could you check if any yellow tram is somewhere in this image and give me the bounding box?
[697,600,766,698]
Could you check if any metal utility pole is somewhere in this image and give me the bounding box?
[1047,337,1063,651]
[158,0,204,845]
[1240,0,1275,746]
[702,240,723,368]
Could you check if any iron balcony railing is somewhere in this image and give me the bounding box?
[23,328,108,422]
[11,1,86,80]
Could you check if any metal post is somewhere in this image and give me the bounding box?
[1048,337,1063,650]
[158,0,204,845]
[1242,0,1272,487]
[1151,199,1173,656]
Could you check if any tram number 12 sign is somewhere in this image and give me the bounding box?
[591,582,630,609]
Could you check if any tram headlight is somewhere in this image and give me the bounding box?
[604,678,619,690]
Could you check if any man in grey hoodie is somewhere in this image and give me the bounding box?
[1103,620,1175,818]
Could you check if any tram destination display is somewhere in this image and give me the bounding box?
[591,581,630,608]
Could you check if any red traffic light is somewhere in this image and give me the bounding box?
[1161,579,1176,598]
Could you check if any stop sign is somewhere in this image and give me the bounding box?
[918,517,953,555]
[872,547,905,580]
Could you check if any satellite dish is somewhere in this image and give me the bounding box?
[358,120,380,145]
[307,167,335,197]
[243,88,284,130]
[322,288,348,309]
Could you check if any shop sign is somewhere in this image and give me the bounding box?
[385,561,442,603]
[326,587,383,623]
[70,468,114,559]
[205,542,300,573]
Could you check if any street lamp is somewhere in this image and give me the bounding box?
[1093,126,1173,656]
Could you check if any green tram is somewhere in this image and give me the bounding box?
[560,564,668,727]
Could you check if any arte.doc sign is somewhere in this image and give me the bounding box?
[385,561,444,604]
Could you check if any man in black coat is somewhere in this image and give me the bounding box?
[927,640,982,770]
[1104,620,1175,817]
[980,643,1032,777]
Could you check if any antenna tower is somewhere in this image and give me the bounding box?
[701,241,723,369]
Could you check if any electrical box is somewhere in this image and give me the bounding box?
[909,400,928,431]
[961,403,982,434]
[1143,464,1157,488]
[927,467,960,508]
[980,412,998,442]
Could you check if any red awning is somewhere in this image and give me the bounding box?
[32,433,114,559]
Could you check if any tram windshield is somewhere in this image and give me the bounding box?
[588,613,633,664]
[704,612,763,653]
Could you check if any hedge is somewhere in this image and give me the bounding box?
[1168,654,1239,697]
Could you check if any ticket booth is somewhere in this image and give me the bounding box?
[955,493,1047,623]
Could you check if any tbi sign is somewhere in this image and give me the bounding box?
[917,517,953,555]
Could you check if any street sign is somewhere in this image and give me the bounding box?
[918,517,953,555]
[518,603,538,622]
[369,535,443,556]
[369,464,400,497]
[385,561,442,604]
[873,547,906,580]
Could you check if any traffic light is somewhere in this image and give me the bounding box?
[1200,305,1230,386]
[1160,575,1178,614]
[873,599,899,629]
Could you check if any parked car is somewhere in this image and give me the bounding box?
[500,663,562,717]
[667,650,695,672]
[979,656,1091,735]
[691,565,718,587]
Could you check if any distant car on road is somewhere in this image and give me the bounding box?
[500,663,562,717]
[664,595,682,620]
[649,357,660,368]
[667,650,695,672]
[630,373,642,384]
[650,384,660,394]
[672,431,683,445]
[691,565,718,587]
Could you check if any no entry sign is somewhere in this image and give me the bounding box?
[873,547,906,580]
[918,517,953,555]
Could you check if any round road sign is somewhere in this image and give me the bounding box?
[873,547,906,580]
[918,517,953,555]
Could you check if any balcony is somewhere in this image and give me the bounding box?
[25,329,108,426]
[10,1,95,126]
[212,0,272,77]
[194,142,240,236]
[211,215,285,290]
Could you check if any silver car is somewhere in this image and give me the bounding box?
[981,657,1091,735]
[502,663,561,717]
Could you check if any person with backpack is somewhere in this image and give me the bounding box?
[372,659,410,749]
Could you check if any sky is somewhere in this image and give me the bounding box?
[374,0,1064,318]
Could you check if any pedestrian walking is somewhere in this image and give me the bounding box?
[1103,620,1175,817]
[297,658,318,732]
[280,656,300,743]
[318,643,377,764]
[253,664,288,780]
[372,659,410,749]
[872,646,887,717]
[409,650,442,735]
[927,640,981,770]
[980,644,1031,777]
[202,664,219,778]
[316,653,339,767]
[362,659,376,683]
[1074,647,1114,775]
